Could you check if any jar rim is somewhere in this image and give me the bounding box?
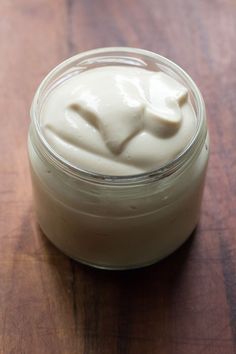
[31,47,207,185]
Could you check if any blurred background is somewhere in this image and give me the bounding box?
[0,1,236,353]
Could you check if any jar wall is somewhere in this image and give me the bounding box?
[28,131,209,269]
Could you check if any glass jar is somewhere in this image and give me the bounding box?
[28,47,209,270]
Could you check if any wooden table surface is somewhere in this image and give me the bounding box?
[1,0,236,353]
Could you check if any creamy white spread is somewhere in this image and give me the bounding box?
[41,67,197,175]
[29,59,209,269]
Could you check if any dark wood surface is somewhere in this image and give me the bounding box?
[1,0,236,353]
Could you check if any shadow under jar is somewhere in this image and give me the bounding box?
[28,47,209,270]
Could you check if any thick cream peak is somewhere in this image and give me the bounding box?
[41,66,196,175]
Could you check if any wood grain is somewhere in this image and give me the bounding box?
[0,0,236,353]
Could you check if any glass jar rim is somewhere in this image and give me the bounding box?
[31,47,207,185]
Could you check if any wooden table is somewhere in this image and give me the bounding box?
[1,0,236,353]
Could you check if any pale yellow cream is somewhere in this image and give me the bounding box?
[41,67,197,175]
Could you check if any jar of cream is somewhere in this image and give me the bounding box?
[28,47,209,269]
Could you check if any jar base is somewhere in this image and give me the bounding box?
[38,223,196,271]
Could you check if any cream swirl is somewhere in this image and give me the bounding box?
[41,67,196,175]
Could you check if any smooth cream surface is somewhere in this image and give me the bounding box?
[41,67,197,175]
